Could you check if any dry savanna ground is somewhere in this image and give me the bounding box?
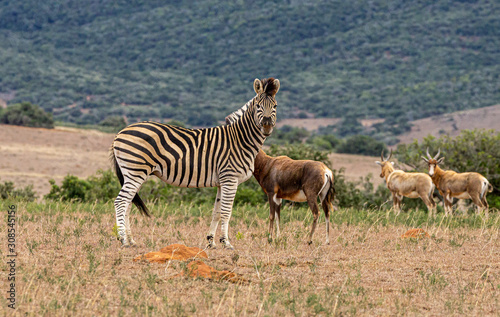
[0,201,499,316]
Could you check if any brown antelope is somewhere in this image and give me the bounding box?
[376,150,436,215]
[422,148,492,216]
[252,150,335,245]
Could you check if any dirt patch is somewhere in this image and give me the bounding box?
[329,152,385,188]
[178,260,249,284]
[397,104,500,144]
[134,244,208,263]
[135,244,248,284]
[0,124,115,196]
[401,228,430,239]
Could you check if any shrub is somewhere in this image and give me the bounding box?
[99,116,127,132]
[337,135,388,156]
[45,176,91,202]
[1,102,54,128]
[0,180,38,201]
[266,143,330,166]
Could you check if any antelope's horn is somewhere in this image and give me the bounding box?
[422,156,429,163]
[380,150,385,162]
[433,148,441,160]
[387,149,393,161]
[426,147,432,160]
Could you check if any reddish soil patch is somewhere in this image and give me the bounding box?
[401,228,430,239]
[135,244,248,284]
[134,244,208,263]
[178,260,249,284]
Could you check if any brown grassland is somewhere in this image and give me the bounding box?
[1,200,499,316]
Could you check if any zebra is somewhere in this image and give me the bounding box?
[110,77,280,249]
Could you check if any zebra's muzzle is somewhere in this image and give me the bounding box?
[262,124,273,137]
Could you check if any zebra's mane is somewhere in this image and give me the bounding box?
[225,77,277,126]
[225,99,253,125]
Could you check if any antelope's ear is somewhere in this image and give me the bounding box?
[254,78,263,94]
[375,161,381,166]
[421,156,429,163]
[391,161,395,165]
[437,157,445,164]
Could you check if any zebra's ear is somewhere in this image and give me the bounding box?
[270,79,280,96]
[254,78,263,94]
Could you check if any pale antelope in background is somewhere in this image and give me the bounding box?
[376,150,436,215]
[422,148,492,216]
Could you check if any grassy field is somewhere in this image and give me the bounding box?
[1,200,499,316]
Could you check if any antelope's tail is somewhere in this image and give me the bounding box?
[322,170,336,209]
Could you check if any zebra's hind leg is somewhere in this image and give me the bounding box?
[207,187,222,249]
[219,182,238,250]
[114,181,143,247]
[124,203,137,247]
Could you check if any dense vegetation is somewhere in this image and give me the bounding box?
[1,0,499,141]
[0,102,54,128]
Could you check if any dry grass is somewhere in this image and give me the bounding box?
[1,201,499,316]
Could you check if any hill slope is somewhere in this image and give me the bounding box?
[0,0,499,135]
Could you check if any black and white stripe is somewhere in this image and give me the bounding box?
[110,78,280,249]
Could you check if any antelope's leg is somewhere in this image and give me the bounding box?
[207,186,222,249]
[470,193,487,216]
[218,181,238,250]
[392,193,401,215]
[267,193,276,242]
[321,198,331,245]
[275,201,282,238]
[306,196,320,245]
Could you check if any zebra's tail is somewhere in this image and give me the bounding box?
[110,145,150,217]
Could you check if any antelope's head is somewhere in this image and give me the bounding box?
[422,148,444,177]
[253,78,280,137]
[375,149,395,178]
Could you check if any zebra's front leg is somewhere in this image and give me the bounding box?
[219,181,238,250]
[207,187,222,249]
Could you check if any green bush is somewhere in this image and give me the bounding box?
[45,176,91,202]
[266,143,331,166]
[99,116,127,132]
[336,135,388,156]
[0,180,38,201]
[1,102,54,128]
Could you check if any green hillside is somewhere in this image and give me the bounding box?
[0,0,499,139]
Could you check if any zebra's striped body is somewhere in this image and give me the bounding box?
[111,78,280,249]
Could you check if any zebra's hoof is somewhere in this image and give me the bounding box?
[207,243,217,249]
[222,243,235,250]
[129,239,138,247]
[121,243,131,248]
